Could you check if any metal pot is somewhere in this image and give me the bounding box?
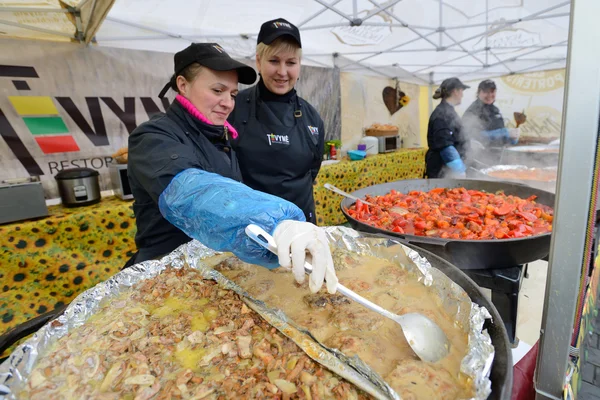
[340,179,555,269]
[54,168,101,207]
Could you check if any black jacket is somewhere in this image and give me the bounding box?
[425,100,467,178]
[128,100,242,262]
[228,80,325,223]
[462,99,505,141]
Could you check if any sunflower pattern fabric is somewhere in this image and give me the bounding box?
[314,148,426,225]
[0,149,425,358]
[0,197,137,358]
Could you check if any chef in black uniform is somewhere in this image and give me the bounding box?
[462,79,520,147]
[425,77,470,179]
[229,18,325,224]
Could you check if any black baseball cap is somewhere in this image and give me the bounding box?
[158,43,257,98]
[433,77,470,99]
[478,79,497,91]
[257,18,302,47]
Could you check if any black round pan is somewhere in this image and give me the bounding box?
[340,179,556,269]
[402,243,513,399]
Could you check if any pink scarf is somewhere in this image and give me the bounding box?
[175,94,238,139]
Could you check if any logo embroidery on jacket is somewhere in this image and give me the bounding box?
[308,126,319,136]
[267,133,290,146]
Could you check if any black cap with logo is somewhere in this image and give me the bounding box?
[257,18,302,47]
[478,79,497,92]
[158,43,257,98]
[432,77,470,99]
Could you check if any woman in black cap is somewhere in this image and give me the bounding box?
[425,77,470,179]
[228,18,325,224]
[126,42,338,294]
[462,79,521,149]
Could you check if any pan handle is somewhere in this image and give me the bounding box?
[0,303,68,360]
[375,231,450,249]
[404,235,450,248]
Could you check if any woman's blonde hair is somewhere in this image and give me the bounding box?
[256,37,302,61]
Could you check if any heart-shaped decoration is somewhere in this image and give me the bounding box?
[382,86,400,115]
[382,86,408,115]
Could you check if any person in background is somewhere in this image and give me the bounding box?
[425,77,470,179]
[229,18,325,224]
[462,79,520,147]
[127,43,337,294]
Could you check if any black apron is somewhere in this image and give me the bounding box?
[233,88,319,223]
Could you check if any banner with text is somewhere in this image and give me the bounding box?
[0,39,175,199]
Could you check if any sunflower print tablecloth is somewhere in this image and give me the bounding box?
[0,196,137,357]
[314,148,426,225]
[0,148,425,358]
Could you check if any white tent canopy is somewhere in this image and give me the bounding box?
[94,0,570,84]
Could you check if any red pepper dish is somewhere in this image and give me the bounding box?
[346,187,553,240]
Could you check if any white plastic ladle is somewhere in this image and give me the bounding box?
[245,224,451,363]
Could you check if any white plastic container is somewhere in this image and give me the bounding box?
[359,136,379,155]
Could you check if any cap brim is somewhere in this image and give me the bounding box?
[200,57,257,85]
[260,31,302,47]
[460,84,471,89]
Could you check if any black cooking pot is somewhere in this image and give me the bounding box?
[341,179,556,269]
[0,245,513,399]
[403,243,513,400]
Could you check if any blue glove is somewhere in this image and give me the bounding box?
[159,169,306,269]
[440,146,466,173]
[481,128,517,145]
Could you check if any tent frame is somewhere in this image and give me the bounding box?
[98,0,570,84]
[534,0,600,397]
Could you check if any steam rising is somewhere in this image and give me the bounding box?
[459,103,558,192]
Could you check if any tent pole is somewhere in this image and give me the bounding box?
[362,0,403,23]
[444,2,570,50]
[451,40,567,79]
[488,50,513,74]
[313,0,353,22]
[443,31,486,65]
[0,7,69,12]
[366,0,438,48]
[439,0,443,47]
[444,12,570,30]
[0,19,75,38]
[485,0,489,66]
[411,50,487,74]
[534,0,600,398]
[512,58,567,74]
[341,30,439,68]
[297,0,343,28]
[352,0,358,19]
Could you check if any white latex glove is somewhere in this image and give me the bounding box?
[508,127,521,140]
[272,220,338,294]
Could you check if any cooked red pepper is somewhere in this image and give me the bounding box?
[493,203,515,216]
[517,211,538,222]
[349,187,553,240]
[414,221,427,230]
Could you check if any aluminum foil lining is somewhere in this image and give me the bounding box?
[0,226,494,400]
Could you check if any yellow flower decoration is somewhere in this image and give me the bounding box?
[399,95,410,107]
